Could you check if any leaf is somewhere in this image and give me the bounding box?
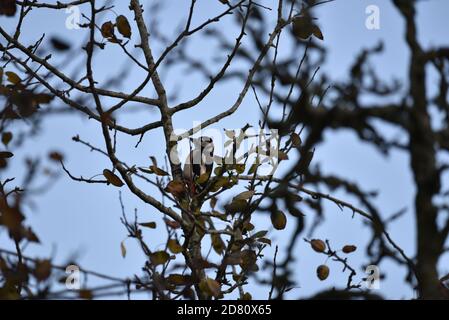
[48,151,64,162]
[210,197,217,210]
[167,274,193,286]
[138,222,156,229]
[34,259,52,282]
[317,265,329,281]
[150,251,170,266]
[234,163,245,174]
[212,176,230,191]
[196,172,210,184]
[138,167,153,174]
[164,180,185,197]
[243,220,254,232]
[211,234,225,255]
[2,132,12,147]
[103,169,124,187]
[34,93,54,104]
[258,238,272,246]
[150,165,169,176]
[252,230,268,239]
[292,16,313,39]
[0,151,14,159]
[233,190,255,201]
[291,132,302,147]
[79,289,93,300]
[239,250,257,271]
[242,292,252,300]
[278,151,289,160]
[24,227,40,243]
[101,21,115,38]
[116,15,132,38]
[310,239,326,253]
[199,277,221,298]
[214,166,224,176]
[311,24,324,40]
[342,245,357,254]
[270,210,287,230]
[167,239,183,254]
[0,0,17,17]
[120,240,127,258]
[6,71,21,85]
[225,199,247,215]
[224,252,243,265]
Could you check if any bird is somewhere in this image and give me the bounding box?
[183,136,214,194]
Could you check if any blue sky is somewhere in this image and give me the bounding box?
[1,0,449,299]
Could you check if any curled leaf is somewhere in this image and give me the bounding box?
[310,239,326,253]
[168,239,183,254]
[167,274,193,286]
[196,172,210,184]
[116,15,132,38]
[0,151,14,159]
[225,199,247,215]
[210,196,217,210]
[242,292,252,300]
[150,165,169,176]
[291,132,302,147]
[234,163,245,174]
[234,190,255,201]
[103,169,124,187]
[239,250,257,271]
[139,222,157,229]
[199,277,221,298]
[342,245,357,254]
[150,251,170,266]
[252,230,268,239]
[270,210,287,230]
[34,259,52,282]
[0,0,17,17]
[165,180,185,197]
[292,14,323,41]
[48,151,64,162]
[120,240,127,258]
[1,132,12,147]
[311,24,324,40]
[317,265,329,281]
[211,234,225,255]
[101,21,115,38]
[6,71,21,85]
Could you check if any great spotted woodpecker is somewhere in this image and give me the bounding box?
[183,136,214,194]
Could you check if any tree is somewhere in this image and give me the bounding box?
[0,0,448,300]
